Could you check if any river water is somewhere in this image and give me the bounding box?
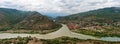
[0,24,120,42]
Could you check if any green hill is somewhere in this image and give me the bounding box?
[57,7,120,27]
[0,8,60,31]
[57,7,120,37]
[0,8,30,25]
[15,12,59,30]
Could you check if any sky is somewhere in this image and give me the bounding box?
[0,0,120,17]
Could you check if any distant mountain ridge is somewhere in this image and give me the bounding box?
[0,8,59,30]
[0,8,30,25]
[56,7,120,37]
[57,7,120,29]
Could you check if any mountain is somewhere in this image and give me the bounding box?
[15,12,59,30]
[56,7,120,37]
[0,8,60,30]
[57,7,120,29]
[0,8,30,25]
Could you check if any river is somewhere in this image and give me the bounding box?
[0,24,120,42]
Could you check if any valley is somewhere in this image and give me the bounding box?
[0,7,120,44]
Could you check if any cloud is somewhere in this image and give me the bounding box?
[0,0,120,17]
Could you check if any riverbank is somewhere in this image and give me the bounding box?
[0,37,120,44]
[71,29,120,37]
[0,25,62,34]
[0,24,120,42]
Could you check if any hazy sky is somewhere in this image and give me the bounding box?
[0,0,120,17]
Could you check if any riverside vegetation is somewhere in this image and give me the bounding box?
[0,37,120,44]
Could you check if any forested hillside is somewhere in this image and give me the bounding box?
[0,8,60,31]
[57,7,120,37]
